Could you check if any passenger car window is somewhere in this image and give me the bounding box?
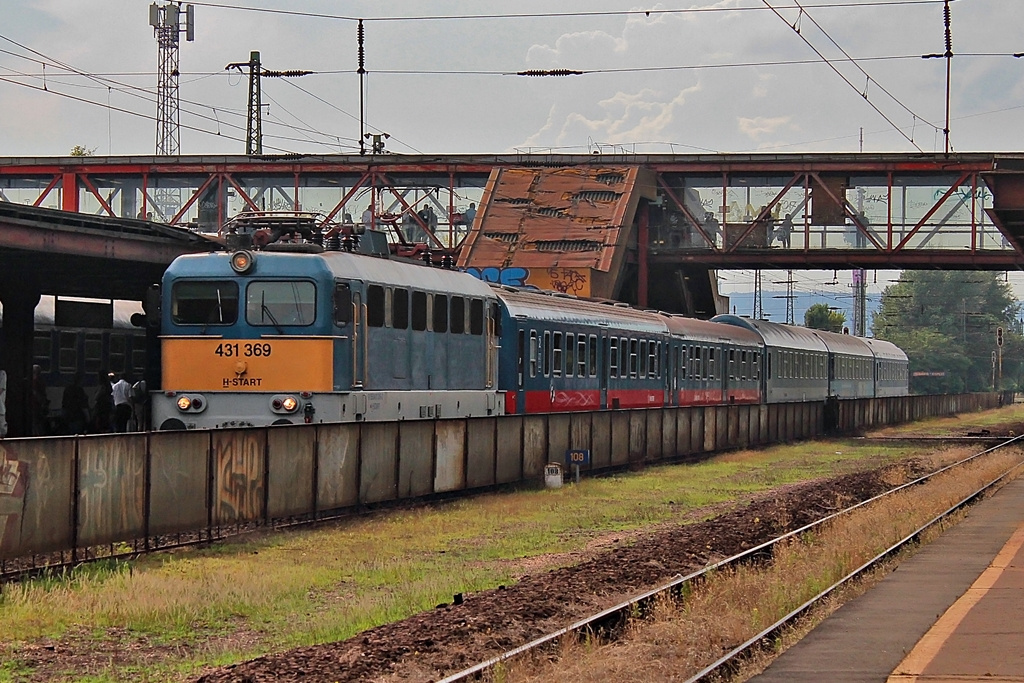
[412,291,427,330]
[333,282,351,325]
[393,288,409,329]
[433,294,448,333]
[450,297,465,334]
[366,285,385,327]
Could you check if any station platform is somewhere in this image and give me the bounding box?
[749,475,1024,683]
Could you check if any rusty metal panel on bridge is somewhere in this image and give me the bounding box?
[77,435,147,547]
[213,429,266,525]
[316,424,359,511]
[466,418,496,488]
[495,416,523,484]
[458,166,655,299]
[1,438,74,560]
[434,421,466,493]
[360,423,398,504]
[268,427,314,518]
[149,431,209,536]
[398,421,434,499]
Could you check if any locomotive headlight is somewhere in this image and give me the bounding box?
[270,394,300,414]
[230,250,256,273]
[176,396,192,411]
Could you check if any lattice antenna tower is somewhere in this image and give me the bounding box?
[150,3,194,156]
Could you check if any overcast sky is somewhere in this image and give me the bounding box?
[2,0,1023,157]
[3,0,1024,315]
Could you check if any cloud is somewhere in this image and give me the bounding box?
[738,116,792,140]
[520,82,703,150]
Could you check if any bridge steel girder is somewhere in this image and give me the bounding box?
[2,152,1024,269]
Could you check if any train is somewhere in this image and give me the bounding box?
[150,241,909,431]
[3,297,149,434]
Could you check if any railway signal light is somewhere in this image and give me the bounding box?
[997,326,1004,347]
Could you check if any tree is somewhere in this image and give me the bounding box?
[872,271,1022,394]
[69,145,96,157]
[804,303,846,333]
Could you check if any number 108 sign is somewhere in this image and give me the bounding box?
[565,449,591,466]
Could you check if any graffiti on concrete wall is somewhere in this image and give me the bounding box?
[214,431,265,524]
[0,448,26,556]
[464,266,590,297]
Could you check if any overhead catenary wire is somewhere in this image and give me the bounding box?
[759,0,928,152]
[182,0,954,23]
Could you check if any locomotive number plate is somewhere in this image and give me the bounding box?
[162,337,334,392]
[213,342,274,358]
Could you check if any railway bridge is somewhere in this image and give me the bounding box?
[3,151,1024,435]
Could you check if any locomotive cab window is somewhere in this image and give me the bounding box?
[470,298,484,335]
[246,281,316,327]
[171,280,239,325]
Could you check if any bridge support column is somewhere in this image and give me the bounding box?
[0,283,41,438]
[638,202,649,309]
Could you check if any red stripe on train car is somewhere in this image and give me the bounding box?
[605,389,664,410]
[678,389,725,405]
[524,389,602,413]
[726,389,761,403]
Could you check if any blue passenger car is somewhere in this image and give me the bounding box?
[493,287,670,413]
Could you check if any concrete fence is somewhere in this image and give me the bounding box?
[0,392,1007,564]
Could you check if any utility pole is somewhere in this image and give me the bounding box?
[752,270,763,319]
[226,53,311,155]
[772,271,797,325]
[852,268,867,337]
[358,19,366,155]
[150,2,194,156]
[922,0,953,156]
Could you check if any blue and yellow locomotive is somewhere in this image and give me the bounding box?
[153,246,502,430]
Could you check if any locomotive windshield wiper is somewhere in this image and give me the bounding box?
[261,291,285,334]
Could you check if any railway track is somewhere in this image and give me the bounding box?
[437,434,1024,683]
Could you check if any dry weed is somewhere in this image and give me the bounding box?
[509,448,1024,683]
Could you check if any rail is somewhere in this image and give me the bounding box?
[435,433,1024,683]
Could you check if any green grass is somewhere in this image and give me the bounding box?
[2,403,1019,681]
